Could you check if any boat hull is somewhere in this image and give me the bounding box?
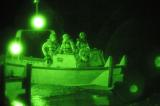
[31,68,109,87]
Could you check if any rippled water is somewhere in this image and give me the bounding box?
[31,84,110,106]
[6,83,160,106]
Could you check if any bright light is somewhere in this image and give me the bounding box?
[12,100,24,106]
[129,84,139,94]
[154,56,160,68]
[34,0,39,3]
[31,15,46,29]
[9,42,22,55]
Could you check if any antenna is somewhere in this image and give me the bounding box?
[33,0,40,14]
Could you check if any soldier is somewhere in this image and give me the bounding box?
[76,32,90,62]
[59,33,75,54]
[76,32,90,51]
[42,31,59,63]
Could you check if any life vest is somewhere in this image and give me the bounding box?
[61,40,74,53]
[76,39,89,49]
[44,39,58,55]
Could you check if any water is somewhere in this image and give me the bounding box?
[31,84,110,106]
[6,83,160,106]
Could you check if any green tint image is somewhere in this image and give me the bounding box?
[11,100,24,106]
[32,96,47,106]
[154,56,160,68]
[129,84,139,93]
[34,0,39,3]
[31,15,46,29]
[9,42,22,55]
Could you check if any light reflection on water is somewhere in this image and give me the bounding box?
[31,85,110,106]
[32,95,48,106]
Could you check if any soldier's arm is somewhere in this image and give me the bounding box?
[58,42,64,53]
[86,43,90,49]
[76,39,80,48]
[54,41,60,54]
[70,41,76,53]
[42,42,48,56]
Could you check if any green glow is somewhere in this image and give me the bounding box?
[129,84,139,93]
[9,42,22,55]
[31,15,46,29]
[12,100,24,106]
[34,0,39,3]
[154,56,160,68]
[32,96,47,106]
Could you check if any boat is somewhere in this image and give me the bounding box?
[2,29,126,90]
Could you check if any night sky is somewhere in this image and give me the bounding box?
[0,0,160,103]
[0,0,159,53]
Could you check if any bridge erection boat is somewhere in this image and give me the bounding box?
[0,29,127,104]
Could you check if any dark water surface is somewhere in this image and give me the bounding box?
[31,85,160,106]
[31,84,110,106]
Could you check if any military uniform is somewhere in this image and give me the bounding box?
[42,33,59,65]
[76,38,89,50]
[59,34,75,54]
[76,32,90,62]
[42,39,59,57]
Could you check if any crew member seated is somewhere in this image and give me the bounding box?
[76,32,90,62]
[59,33,75,54]
[76,32,90,50]
[42,31,59,63]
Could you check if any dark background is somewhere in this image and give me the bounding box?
[0,0,159,53]
[0,0,160,104]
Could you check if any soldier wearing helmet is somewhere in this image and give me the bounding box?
[59,33,75,54]
[42,31,59,63]
[76,32,90,51]
[76,32,90,62]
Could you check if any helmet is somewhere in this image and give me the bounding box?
[62,34,70,41]
[79,32,86,39]
[49,31,57,41]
